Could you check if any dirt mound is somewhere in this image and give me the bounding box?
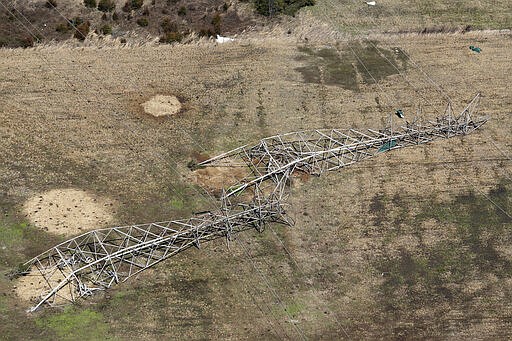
[142,95,182,117]
[190,166,249,192]
[23,188,114,237]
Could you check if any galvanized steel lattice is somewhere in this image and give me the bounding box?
[16,95,486,311]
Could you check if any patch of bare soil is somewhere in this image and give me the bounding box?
[142,95,182,117]
[14,267,72,305]
[189,166,249,193]
[23,188,114,237]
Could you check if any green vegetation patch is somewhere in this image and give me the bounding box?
[169,197,185,210]
[101,24,112,35]
[0,293,8,314]
[84,0,96,8]
[101,270,214,338]
[375,179,512,334]
[0,221,25,248]
[416,0,510,30]
[296,46,358,90]
[136,18,149,27]
[415,182,512,274]
[97,0,115,12]
[295,41,407,91]
[285,301,304,318]
[0,216,61,267]
[352,41,404,83]
[254,0,316,16]
[36,307,112,340]
[309,0,512,33]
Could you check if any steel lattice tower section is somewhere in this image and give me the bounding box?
[14,95,486,312]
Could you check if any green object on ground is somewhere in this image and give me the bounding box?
[469,45,481,53]
[378,140,397,153]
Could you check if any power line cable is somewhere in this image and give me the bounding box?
[2,4,311,338]
[343,1,512,172]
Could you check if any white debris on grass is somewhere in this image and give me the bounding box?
[216,35,235,43]
[366,1,376,6]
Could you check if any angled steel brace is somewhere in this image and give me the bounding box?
[14,94,487,311]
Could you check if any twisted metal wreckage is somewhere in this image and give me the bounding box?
[15,95,487,312]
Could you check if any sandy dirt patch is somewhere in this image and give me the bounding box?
[23,188,114,237]
[14,267,73,305]
[141,95,182,117]
[190,166,249,193]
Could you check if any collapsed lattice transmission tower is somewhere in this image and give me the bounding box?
[14,95,486,311]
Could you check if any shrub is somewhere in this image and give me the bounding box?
[17,35,35,48]
[55,22,69,33]
[0,37,8,47]
[198,27,215,37]
[73,21,90,40]
[101,24,112,34]
[254,0,315,16]
[97,0,115,12]
[45,0,57,8]
[123,0,143,11]
[71,17,84,26]
[136,18,148,27]
[112,12,119,20]
[84,0,96,8]
[177,6,187,16]
[132,0,143,9]
[160,18,177,33]
[211,13,222,34]
[159,31,182,44]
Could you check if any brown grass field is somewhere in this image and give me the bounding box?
[1,0,512,339]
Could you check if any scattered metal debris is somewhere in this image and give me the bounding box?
[18,94,486,312]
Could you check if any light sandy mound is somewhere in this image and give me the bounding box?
[14,268,73,305]
[141,95,182,117]
[23,188,113,237]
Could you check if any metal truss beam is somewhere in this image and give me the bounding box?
[15,94,487,311]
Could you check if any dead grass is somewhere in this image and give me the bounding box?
[306,0,512,33]
[0,24,511,340]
